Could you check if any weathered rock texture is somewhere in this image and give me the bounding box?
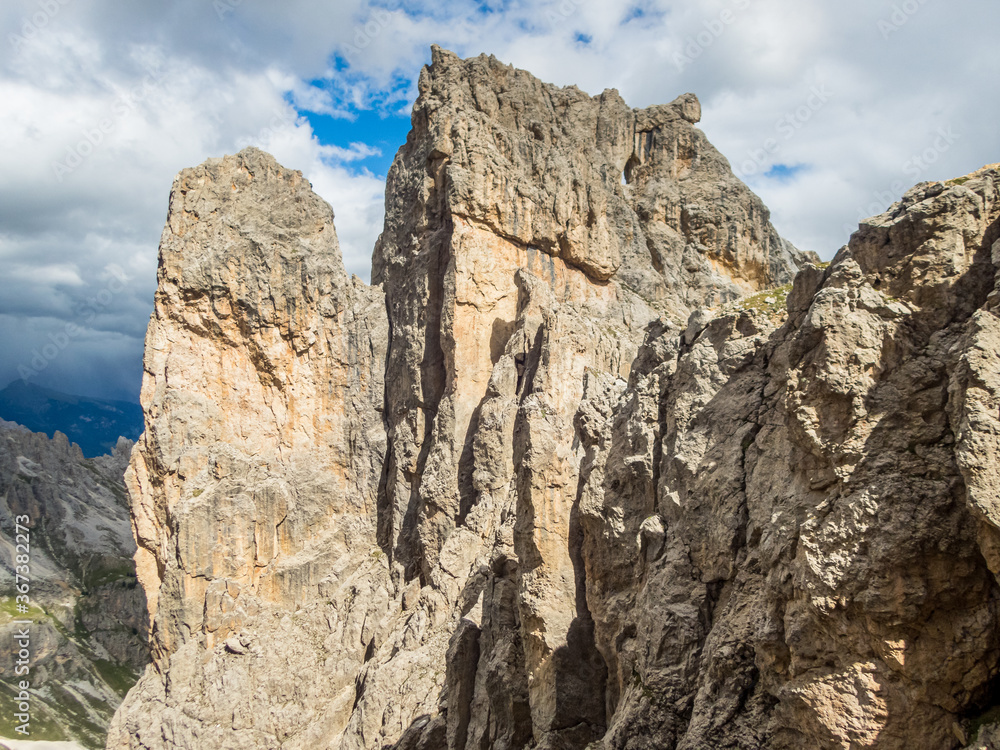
[0,421,147,748]
[368,46,810,750]
[106,147,388,750]
[577,168,1000,750]
[106,48,1000,750]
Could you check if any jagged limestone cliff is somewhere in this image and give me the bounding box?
[579,169,1000,750]
[108,49,1000,750]
[371,46,811,749]
[107,148,388,749]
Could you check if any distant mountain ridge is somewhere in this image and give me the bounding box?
[0,417,149,747]
[0,380,142,458]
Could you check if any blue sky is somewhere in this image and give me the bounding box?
[1,0,998,402]
[300,106,410,178]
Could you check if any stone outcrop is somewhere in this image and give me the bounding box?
[0,421,147,749]
[577,168,1000,749]
[106,147,389,750]
[105,48,1000,750]
[369,45,809,750]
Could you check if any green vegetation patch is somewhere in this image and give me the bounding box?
[81,558,136,591]
[731,282,793,314]
[0,595,47,620]
[967,705,1000,744]
[0,680,72,745]
[93,658,140,697]
[36,681,108,749]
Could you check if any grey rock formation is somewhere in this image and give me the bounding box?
[108,49,807,750]
[578,166,1000,749]
[105,147,389,750]
[0,420,147,748]
[106,48,1000,750]
[371,45,809,750]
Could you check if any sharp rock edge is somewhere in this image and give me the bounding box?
[107,49,1000,750]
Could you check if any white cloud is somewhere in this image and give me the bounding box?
[0,0,998,401]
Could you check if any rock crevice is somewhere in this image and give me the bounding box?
[105,49,1000,750]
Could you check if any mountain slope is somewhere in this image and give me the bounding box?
[107,48,1000,750]
[0,420,149,749]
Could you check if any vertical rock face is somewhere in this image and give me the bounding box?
[108,49,1000,750]
[108,50,808,750]
[578,167,1000,749]
[107,148,390,749]
[369,46,809,749]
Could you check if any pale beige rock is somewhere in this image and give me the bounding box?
[106,49,1000,750]
[369,46,808,749]
[106,147,390,749]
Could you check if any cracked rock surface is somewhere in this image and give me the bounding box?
[106,49,1000,750]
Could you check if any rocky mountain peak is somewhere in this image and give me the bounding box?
[104,49,1000,750]
[0,420,147,748]
[377,46,811,314]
